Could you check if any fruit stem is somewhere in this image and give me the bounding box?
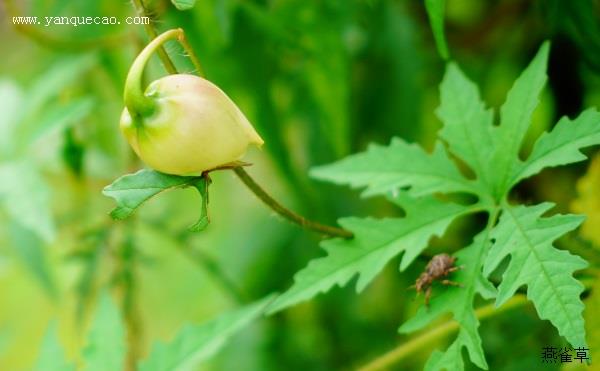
[233,167,353,239]
[124,28,183,118]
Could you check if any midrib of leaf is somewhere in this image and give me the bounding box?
[502,205,578,333]
[353,171,480,198]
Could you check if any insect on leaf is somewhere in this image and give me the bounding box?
[268,194,474,313]
[400,229,496,370]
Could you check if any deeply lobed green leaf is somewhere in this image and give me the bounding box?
[399,229,496,370]
[268,194,473,313]
[484,203,588,348]
[310,138,479,198]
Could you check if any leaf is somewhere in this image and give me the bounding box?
[22,97,94,149]
[399,229,497,370]
[310,138,478,198]
[102,169,201,220]
[82,292,126,371]
[22,54,96,119]
[171,0,197,11]
[188,176,209,232]
[8,221,56,296]
[34,322,75,371]
[490,42,549,197]
[268,194,473,313]
[483,203,588,348]
[572,153,600,246]
[139,295,273,371]
[437,63,495,188]
[511,109,600,187]
[0,161,55,242]
[0,80,24,157]
[424,0,449,60]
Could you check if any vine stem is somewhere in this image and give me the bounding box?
[357,295,528,371]
[233,167,353,239]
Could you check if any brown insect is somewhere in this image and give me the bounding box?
[410,253,464,307]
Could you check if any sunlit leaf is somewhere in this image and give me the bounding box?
[484,203,587,348]
[511,109,600,187]
[310,138,479,198]
[400,230,496,370]
[268,194,473,313]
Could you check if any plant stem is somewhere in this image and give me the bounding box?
[357,295,529,371]
[233,167,353,239]
[130,0,177,74]
[124,28,183,117]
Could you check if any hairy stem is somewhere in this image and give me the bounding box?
[130,0,177,74]
[358,295,528,371]
[233,167,353,239]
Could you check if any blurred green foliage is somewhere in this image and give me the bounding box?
[0,0,599,370]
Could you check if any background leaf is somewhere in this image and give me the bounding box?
[424,0,449,60]
[82,292,126,371]
[138,295,273,371]
[34,322,75,371]
[0,161,55,242]
[171,0,197,11]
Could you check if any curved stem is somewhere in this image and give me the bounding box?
[124,28,182,117]
[130,0,177,74]
[233,167,353,239]
[357,295,529,371]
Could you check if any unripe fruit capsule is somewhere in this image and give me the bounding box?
[121,29,263,175]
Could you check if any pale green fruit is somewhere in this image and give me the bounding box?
[120,74,263,175]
